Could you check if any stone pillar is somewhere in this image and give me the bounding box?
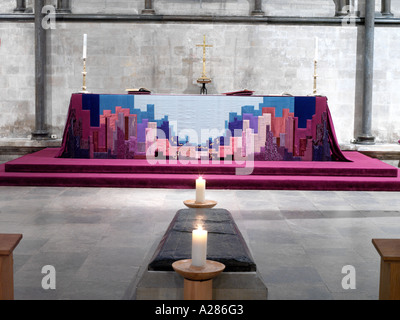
[13,0,26,13]
[142,0,155,14]
[356,0,375,144]
[335,0,350,16]
[251,0,264,16]
[381,0,393,17]
[56,0,71,13]
[32,0,49,140]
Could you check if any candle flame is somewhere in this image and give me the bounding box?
[197,224,203,231]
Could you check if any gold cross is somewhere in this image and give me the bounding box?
[196,35,213,81]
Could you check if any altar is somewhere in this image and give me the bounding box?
[2,92,400,191]
[57,93,348,163]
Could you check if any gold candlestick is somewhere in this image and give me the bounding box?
[80,58,89,93]
[313,59,318,96]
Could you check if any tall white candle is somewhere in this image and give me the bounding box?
[196,176,206,204]
[314,37,318,61]
[83,34,87,59]
[192,225,207,267]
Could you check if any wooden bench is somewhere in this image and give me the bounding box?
[0,234,23,300]
[372,239,400,300]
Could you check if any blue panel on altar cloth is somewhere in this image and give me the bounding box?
[294,97,316,128]
[258,96,295,118]
[99,94,135,115]
[82,94,100,127]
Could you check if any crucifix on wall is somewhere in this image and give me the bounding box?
[196,35,213,94]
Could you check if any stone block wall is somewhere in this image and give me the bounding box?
[0,22,35,138]
[0,1,399,145]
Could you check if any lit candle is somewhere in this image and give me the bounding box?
[196,176,206,204]
[314,37,318,61]
[192,225,207,267]
[83,34,87,59]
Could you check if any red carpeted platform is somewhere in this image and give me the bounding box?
[0,148,399,191]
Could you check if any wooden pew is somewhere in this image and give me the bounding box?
[0,234,23,300]
[372,239,400,300]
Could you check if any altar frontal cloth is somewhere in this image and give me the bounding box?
[148,208,257,272]
[58,94,348,162]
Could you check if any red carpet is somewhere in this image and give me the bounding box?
[1,148,399,191]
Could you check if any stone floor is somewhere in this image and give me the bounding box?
[1,185,399,300]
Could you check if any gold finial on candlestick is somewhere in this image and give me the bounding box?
[196,35,213,94]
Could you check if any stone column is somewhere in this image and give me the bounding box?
[381,0,394,17]
[13,0,26,13]
[56,0,71,13]
[356,0,375,144]
[142,0,155,14]
[32,0,49,140]
[251,0,264,16]
[335,0,350,16]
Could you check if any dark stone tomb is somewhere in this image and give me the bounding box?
[148,208,256,272]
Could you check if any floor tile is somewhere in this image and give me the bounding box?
[0,186,398,300]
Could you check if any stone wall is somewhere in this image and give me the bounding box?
[0,22,35,138]
[0,1,399,145]
[3,1,400,17]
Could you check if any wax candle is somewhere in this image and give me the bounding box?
[314,37,318,61]
[83,34,87,59]
[192,225,207,267]
[196,176,206,204]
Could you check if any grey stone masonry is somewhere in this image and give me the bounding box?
[0,1,400,146]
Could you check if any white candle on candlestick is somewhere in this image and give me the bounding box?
[314,37,318,61]
[83,34,87,59]
[196,176,206,204]
[192,225,207,267]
